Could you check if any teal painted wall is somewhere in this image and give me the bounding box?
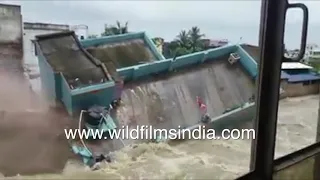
[170,52,205,70]
[143,32,165,60]
[71,83,115,116]
[59,75,115,116]
[236,45,258,79]
[117,45,237,82]
[36,36,117,115]
[60,74,73,115]
[132,60,171,80]
[166,103,255,143]
[38,31,259,118]
[36,42,59,105]
[209,103,255,132]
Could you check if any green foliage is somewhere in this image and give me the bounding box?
[99,22,205,58]
[168,26,205,58]
[102,21,129,36]
[309,61,320,71]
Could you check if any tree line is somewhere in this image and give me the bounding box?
[87,21,206,58]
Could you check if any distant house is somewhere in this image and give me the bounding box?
[201,39,229,49]
[241,44,320,97]
[23,22,70,93]
[280,62,320,97]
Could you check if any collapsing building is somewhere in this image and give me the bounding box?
[35,30,258,137]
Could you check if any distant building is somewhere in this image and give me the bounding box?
[280,62,320,97]
[241,44,320,97]
[304,44,320,63]
[70,24,89,40]
[23,22,70,92]
[201,39,229,49]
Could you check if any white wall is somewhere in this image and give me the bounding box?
[71,25,88,40]
[23,28,67,93]
[0,4,22,44]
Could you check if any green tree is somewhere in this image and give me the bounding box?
[167,27,205,57]
[102,21,129,36]
[188,26,204,52]
[176,30,191,49]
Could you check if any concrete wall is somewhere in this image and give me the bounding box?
[24,22,69,31]
[81,35,258,82]
[36,42,58,106]
[70,83,115,116]
[281,80,319,97]
[237,45,258,78]
[81,32,165,62]
[60,75,72,114]
[23,22,70,66]
[117,45,244,81]
[167,103,256,142]
[23,22,70,93]
[0,4,22,44]
[209,103,255,133]
[70,24,88,40]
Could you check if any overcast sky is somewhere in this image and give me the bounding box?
[3,0,320,49]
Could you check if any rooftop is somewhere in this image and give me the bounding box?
[281,62,312,70]
[86,38,156,76]
[115,53,255,137]
[35,31,110,89]
[240,44,260,63]
[286,73,320,83]
[82,32,163,79]
[24,22,70,31]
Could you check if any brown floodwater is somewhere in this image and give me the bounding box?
[3,95,317,179]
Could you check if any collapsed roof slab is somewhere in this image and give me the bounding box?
[82,32,165,80]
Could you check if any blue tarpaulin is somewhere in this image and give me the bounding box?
[287,73,320,83]
[281,71,290,80]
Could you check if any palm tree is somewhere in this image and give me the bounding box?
[188,26,204,52]
[176,30,190,49]
[167,27,206,57]
[101,21,129,36]
[116,21,129,34]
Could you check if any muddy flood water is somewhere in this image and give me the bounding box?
[2,95,318,180]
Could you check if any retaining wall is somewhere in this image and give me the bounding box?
[281,81,319,97]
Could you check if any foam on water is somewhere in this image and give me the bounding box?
[4,95,319,179]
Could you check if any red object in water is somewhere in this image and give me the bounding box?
[196,96,207,113]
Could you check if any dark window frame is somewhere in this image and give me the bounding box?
[236,0,315,179]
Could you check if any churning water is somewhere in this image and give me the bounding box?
[4,95,319,179]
